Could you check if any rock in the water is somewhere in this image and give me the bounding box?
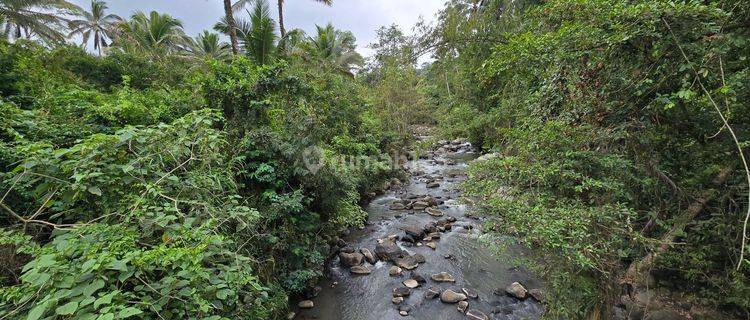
[360,248,377,264]
[457,301,469,314]
[393,287,411,297]
[403,279,420,288]
[529,288,545,303]
[411,201,429,210]
[425,241,437,250]
[410,271,427,284]
[426,182,441,188]
[426,207,444,217]
[399,310,408,316]
[390,203,406,210]
[462,288,479,299]
[392,297,404,305]
[425,286,441,299]
[340,245,355,253]
[505,282,528,299]
[389,266,403,277]
[440,289,467,303]
[431,272,456,282]
[375,240,404,261]
[395,256,419,270]
[350,265,371,275]
[298,300,314,309]
[414,254,426,264]
[402,225,425,239]
[466,309,490,320]
[339,252,363,267]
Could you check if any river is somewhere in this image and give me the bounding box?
[296,138,545,320]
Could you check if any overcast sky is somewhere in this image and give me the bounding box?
[70,0,445,58]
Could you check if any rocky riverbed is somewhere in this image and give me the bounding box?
[295,138,546,320]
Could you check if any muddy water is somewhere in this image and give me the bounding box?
[297,140,544,320]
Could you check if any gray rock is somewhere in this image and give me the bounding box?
[424,286,441,299]
[389,266,403,277]
[349,265,371,275]
[339,252,364,267]
[390,202,406,210]
[414,254,426,264]
[431,272,456,282]
[410,271,426,284]
[393,287,411,297]
[505,282,527,299]
[298,300,314,309]
[392,297,404,305]
[395,256,419,270]
[462,288,479,299]
[426,207,444,217]
[402,225,425,239]
[440,289,467,303]
[360,248,377,264]
[375,240,404,261]
[457,301,469,314]
[426,182,441,188]
[425,241,437,250]
[412,201,429,210]
[403,279,420,288]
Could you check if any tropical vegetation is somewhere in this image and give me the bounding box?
[0,0,748,319]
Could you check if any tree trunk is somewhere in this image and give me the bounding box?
[278,0,286,39]
[223,0,240,55]
[619,166,733,289]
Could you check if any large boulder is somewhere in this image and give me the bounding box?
[440,289,467,303]
[375,240,404,261]
[339,252,363,267]
[395,255,419,270]
[505,282,528,299]
[360,248,377,264]
[402,225,425,239]
[349,265,371,275]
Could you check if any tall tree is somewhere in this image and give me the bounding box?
[307,23,362,74]
[68,0,122,55]
[222,0,239,54]
[0,0,80,44]
[243,0,276,64]
[184,30,231,61]
[276,0,332,39]
[116,11,186,56]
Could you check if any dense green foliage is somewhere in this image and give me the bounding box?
[426,0,750,317]
[0,4,399,317]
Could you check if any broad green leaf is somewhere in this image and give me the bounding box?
[55,301,78,315]
[117,307,143,318]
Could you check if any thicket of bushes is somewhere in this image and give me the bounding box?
[427,0,749,317]
[0,39,399,319]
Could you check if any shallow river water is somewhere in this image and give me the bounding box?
[297,140,545,320]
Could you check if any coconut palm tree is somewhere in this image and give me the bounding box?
[184,30,231,61]
[116,11,187,56]
[306,23,362,74]
[242,0,276,64]
[215,0,277,64]
[276,0,332,38]
[67,0,121,55]
[0,0,80,44]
